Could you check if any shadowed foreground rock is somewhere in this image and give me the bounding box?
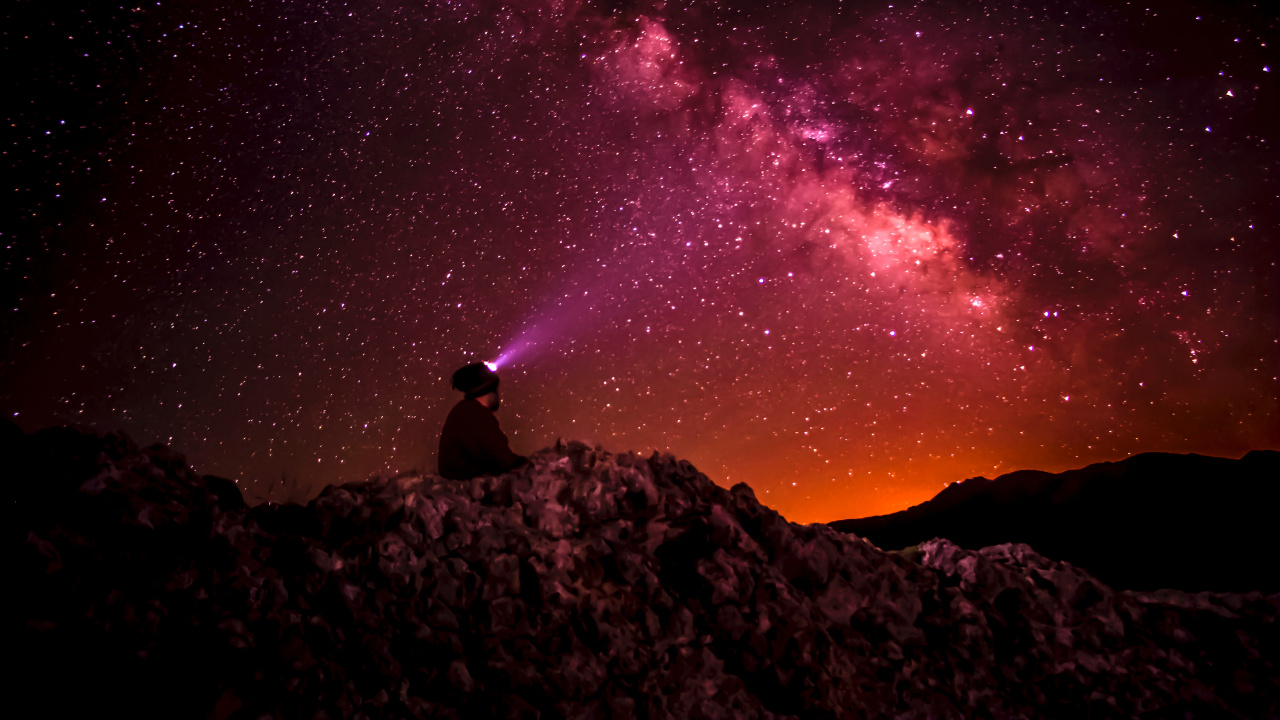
[12,425,1279,718]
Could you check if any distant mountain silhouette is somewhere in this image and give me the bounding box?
[828,451,1280,593]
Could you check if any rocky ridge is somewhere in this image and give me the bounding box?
[828,450,1280,593]
[11,425,1279,718]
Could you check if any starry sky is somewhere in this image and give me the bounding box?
[5,0,1277,522]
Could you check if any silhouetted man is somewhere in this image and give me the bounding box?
[438,363,527,479]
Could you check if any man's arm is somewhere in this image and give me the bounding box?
[474,410,526,473]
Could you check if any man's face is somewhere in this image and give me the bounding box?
[476,390,500,410]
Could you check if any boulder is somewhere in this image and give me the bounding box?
[13,429,1278,718]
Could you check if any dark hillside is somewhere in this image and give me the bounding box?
[828,451,1280,593]
[11,426,1279,718]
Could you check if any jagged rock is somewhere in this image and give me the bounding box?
[11,427,1279,718]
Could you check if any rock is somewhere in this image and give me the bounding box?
[12,428,1279,718]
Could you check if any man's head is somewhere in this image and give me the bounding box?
[451,362,501,409]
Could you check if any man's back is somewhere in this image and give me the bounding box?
[438,397,524,479]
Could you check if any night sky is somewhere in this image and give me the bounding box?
[5,0,1277,522]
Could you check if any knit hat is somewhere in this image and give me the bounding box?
[451,362,500,398]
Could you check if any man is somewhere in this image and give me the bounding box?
[438,362,527,479]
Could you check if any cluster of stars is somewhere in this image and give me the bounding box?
[3,0,1276,522]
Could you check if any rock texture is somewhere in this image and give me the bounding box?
[827,451,1280,593]
[11,425,1279,718]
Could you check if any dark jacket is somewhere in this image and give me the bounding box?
[438,398,526,479]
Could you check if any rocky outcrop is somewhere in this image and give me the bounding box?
[829,450,1280,593]
[12,426,1279,718]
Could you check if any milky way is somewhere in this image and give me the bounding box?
[5,0,1277,521]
